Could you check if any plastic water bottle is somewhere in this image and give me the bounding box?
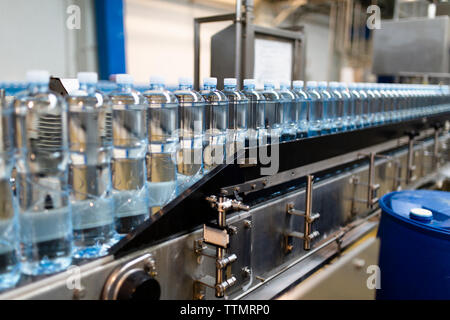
[13,70,72,275]
[356,83,371,127]
[200,77,228,172]
[393,84,406,121]
[222,78,248,161]
[365,83,381,125]
[174,77,205,193]
[292,81,309,138]
[338,82,355,130]
[277,80,298,141]
[242,79,266,146]
[305,81,323,136]
[261,80,283,143]
[143,76,179,215]
[67,72,116,258]
[348,83,364,129]
[318,81,335,134]
[0,89,20,289]
[109,74,149,234]
[328,82,345,132]
[378,84,393,123]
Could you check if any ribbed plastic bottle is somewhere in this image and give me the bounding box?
[292,80,309,138]
[200,77,228,171]
[67,72,117,258]
[305,81,323,136]
[261,80,283,143]
[242,79,266,146]
[277,80,298,141]
[338,82,355,130]
[13,70,72,275]
[328,82,345,132]
[0,88,20,289]
[378,84,393,123]
[318,81,335,134]
[365,83,383,125]
[109,74,149,234]
[222,78,248,161]
[357,83,371,127]
[143,76,179,214]
[174,77,205,193]
[348,83,364,129]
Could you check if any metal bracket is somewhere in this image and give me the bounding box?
[355,152,381,208]
[193,195,249,298]
[284,175,320,251]
[406,135,418,184]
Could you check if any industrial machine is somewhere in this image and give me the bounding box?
[1,1,450,301]
[0,108,448,299]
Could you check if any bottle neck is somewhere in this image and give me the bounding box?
[79,82,96,94]
[118,83,133,92]
[244,85,255,91]
[264,85,274,91]
[179,84,192,90]
[204,84,216,91]
[150,83,164,90]
[224,85,237,91]
[27,82,48,93]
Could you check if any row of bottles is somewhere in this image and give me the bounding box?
[1,72,450,290]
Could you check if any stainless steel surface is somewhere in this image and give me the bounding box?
[194,1,304,89]
[196,196,249,298]
[1,129,449,300]
[220,127,437,196]
[285,175,320,251]
[372,16,450,75]
[278,236,380,300]
[210,23,304,89]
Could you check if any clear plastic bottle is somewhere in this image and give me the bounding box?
[393,84,406,121]
[13,70,72,275]
[109,74,149,234]
[305,81,323,136]
[328,82,345,132]
[222,78,248,160]
[143,76,179,214]
[0,89,20,289]
[261,80,283,143]
[200,77,228,171]
[387,84,400,122]
[357,83,371,127]
[174,77,205,193]
[365,83,382,125]
[277,80,298,141]
[338,82,355,130]
[378,84,393,123]
[292,80,309,138]
[242,79,266,146]
[67,72,116,258]
[348,83,364,129]
[318,81,335,134]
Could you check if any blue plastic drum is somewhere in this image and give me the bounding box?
[377,190,450,299]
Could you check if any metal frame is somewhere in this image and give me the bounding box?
[1,129,449,300]
[193,0,305,89]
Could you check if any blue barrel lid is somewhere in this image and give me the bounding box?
[379,190,450,238]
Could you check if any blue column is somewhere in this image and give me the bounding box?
[95,0,126,80]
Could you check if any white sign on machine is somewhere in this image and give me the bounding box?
[254,37,293,89]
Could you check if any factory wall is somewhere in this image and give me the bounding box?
[0,0,97,81]
[0,0,336,84]
[124,0,233,85]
